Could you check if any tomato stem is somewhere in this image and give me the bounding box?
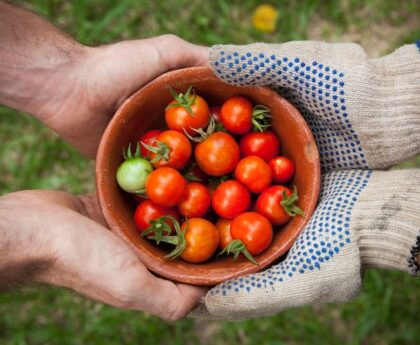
[183,116,216,142]
[252,105,271,132]
[166,85,196,116]
[141,140,171,163]
[123,142,143,160]
[141,215,174,244]
[220,239,259,265]
[146,215,187,260]
[280,185,304,217]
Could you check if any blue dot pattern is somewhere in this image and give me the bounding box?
[210,169,372,296]
[212,50,368,171]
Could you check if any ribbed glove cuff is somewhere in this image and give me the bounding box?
[353,170,420,276]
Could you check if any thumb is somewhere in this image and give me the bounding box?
[151,34,209,71]
[91,35,209,110]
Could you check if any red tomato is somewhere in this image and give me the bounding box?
[234,156,272,193]
[215,218,233,249]
[145,167,187,207]
[178,183,211,218]
[147,130,192,170]
[134,200,180,235]
[180,218,219,263]
[139,130,162,157]
[165,88,210,135]
[230,212,273,256]
[256,185,293,225]
[220,96,253,135]
[269,156,295,184]
[239,131,280,162]
[195,132,240,176]
[212,180,251,219]
[210,106,222,122]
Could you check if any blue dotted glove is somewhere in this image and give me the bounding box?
[191,41,420,320]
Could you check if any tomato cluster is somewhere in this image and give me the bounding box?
[116,86,303,264]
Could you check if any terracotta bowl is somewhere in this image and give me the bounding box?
[96,66,320,286]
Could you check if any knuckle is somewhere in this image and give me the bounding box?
[157,34,183,44]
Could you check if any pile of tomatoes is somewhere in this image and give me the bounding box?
[116,86,303,264]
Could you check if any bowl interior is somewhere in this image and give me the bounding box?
[96,67,320,286]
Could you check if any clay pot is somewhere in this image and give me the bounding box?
[96,67,320,286]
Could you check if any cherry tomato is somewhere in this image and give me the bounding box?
[180,218,219,263]
[195,132,240,176]
[215,218,233,249]
[256,185,293,225]
[178,183,211,218]
[212,180,251,219]
[239,131,280,162]
[210,106,222,122]
[147,130,192,170]
[145,167,187,207]
[234,155,272,193]
[165,87,210,135]
[230,212,273,256]
[139,129,162,157]
[269,156,295,184]
[210,106,226,131]
[116,157,153,193]
[134,200,180,235]
[220,96,253,134]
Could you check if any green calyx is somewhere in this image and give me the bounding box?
[141,215,174,244]
[141,140,171,163]
[252,105,272,132]
[123,142,142,160]
[166,85,196,116]
[220,239,259,265]
[280,185,305,217]
[183,115,216,143]
[146,215,187,260]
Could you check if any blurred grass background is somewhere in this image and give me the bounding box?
[1,0,419,344]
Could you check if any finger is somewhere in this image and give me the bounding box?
[127,270,207,320]
[77,193,108,227]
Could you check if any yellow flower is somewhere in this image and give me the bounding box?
[252,4,278,33]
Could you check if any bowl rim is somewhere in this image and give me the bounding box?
[96,66,321,286]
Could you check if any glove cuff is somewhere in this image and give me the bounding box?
[353,170,420,276]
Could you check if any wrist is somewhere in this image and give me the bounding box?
[0,192,55,287]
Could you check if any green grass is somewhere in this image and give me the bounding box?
[1,1,420,344]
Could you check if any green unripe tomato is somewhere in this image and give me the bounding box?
[116,157,153,193]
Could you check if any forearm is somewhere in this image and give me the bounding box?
[0,1,87,121]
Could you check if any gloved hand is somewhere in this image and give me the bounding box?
[191,41,420,320]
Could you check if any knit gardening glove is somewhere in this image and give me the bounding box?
[191,41,420,320]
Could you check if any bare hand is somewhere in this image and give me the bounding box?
[44,35,209,158]
[0,190,206,320]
